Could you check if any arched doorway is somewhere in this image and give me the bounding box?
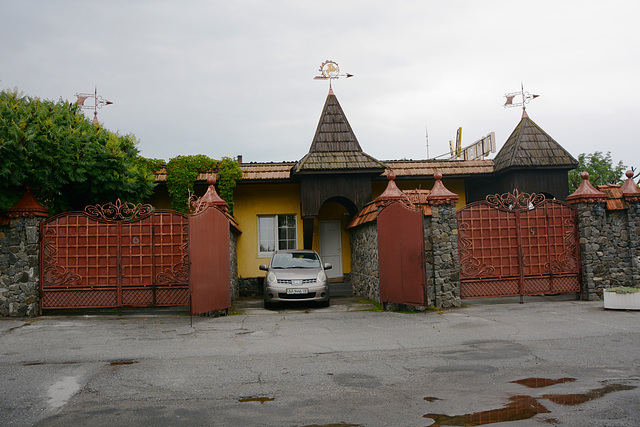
[314,197,356,280]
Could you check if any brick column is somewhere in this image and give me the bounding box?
[426,173,460,308]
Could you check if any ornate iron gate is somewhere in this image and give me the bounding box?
[40,200,190,309]
[457,190,580,299]
[378,202,426,306]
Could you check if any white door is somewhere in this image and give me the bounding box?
[319,220,342,278]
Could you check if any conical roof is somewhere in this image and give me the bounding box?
[493,112,578,173]
[293,90,386,174]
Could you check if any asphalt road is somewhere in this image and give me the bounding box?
[1,296,639,426]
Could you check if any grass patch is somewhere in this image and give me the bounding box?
[359,299,383,311]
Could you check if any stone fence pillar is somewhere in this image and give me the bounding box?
[0,188,49,317]
[568,171,640,300]
[426,173,460,308]
[622,170,640,286]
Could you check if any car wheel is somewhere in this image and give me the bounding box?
[318,298,330,308]
[264,300,277,310]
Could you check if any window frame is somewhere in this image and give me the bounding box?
[257,214,297,257]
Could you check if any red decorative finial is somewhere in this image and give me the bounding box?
[387,170,396,181]
[207,175,216,186]
[567,171,608,204]
[434,172,443,181]
[622,170,640,202]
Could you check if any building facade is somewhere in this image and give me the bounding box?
[152,89,577,290]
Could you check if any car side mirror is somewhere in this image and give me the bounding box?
[259,264,269,271]
[324,263,332,270]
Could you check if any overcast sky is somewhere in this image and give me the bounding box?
[2,1,639,171]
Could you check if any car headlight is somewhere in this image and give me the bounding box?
[316,271,327,283]
[266,272,277,284]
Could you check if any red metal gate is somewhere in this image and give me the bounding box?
[40,200,190,309]
[457,190,580,299]
[378,202,426,306]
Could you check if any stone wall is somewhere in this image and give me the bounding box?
[349,222,379,301]
[423,216,435,304]
[428,204,461,308]
[238,277,262,297]
[0,218,43,317]
[230,230,239,299]
[574,202,640,299]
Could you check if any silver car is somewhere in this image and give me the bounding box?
[259,250,332,309]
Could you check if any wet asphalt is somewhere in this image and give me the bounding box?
[1,296,639,426]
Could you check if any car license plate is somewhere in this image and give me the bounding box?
[286,288,308,295]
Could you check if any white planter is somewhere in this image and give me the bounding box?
[604,290,640,310]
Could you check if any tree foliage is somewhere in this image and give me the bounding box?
[0,89,156,215]
[568,151,627,193]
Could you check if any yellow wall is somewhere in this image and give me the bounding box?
[372,178,467,210]
[313,201,352,275]
[234,183,302,278]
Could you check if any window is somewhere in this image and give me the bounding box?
[258,214,297,256]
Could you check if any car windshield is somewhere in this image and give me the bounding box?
[271,252,321,269]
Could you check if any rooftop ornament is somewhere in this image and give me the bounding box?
[313,60,353,92]
[503,82,539,118]
[75,86,113,125]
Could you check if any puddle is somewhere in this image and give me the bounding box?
[301,424,362,427]
[511,377,575,388]
[424,395,549,426]
[238,396,275,404]
[23,361,79,366]
[542,383,636,406]
[424,381,637,426]
[109,360,138,366]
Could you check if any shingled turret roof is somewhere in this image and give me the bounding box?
[293,89,386,174]
[493,111,578,173]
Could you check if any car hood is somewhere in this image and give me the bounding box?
[269,268,322,279]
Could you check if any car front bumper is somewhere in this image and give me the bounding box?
[264,283,330,303]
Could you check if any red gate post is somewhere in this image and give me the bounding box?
[188,177,233,315]
[378,202,425,307]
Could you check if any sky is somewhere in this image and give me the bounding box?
[2,1,639,170]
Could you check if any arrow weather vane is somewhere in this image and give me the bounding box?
[313,60,353,90]
[75,86,113,125]
[503,82,539,112]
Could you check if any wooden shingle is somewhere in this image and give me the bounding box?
[493,112,578,173]
[293,91,386,174]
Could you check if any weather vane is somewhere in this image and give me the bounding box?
[75,86,113,125]
[313,60,353,89]
[503,83,539,111]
